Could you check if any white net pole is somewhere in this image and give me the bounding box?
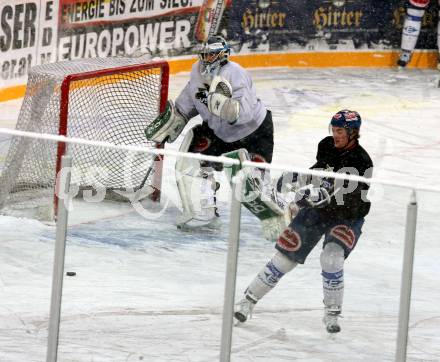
[219,175,243,362]
[395,190,418,362]
[46,154,72,362]
[1,127,440,194]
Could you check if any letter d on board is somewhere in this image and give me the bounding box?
[42,27,52,46]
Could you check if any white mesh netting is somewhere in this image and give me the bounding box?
[0,56,168,220]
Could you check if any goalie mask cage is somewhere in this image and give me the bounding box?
[0,57,169,220]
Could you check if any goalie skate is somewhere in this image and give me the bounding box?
[176,208,221,231]
[223,149,288,241]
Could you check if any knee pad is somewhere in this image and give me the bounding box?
[189,124,211,153]
[272,251,298,274]
[320,242,344,273]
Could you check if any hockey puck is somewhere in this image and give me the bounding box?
[66,271,76,276]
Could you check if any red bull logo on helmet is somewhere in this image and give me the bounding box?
[331,109,361,129]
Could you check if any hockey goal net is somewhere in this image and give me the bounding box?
[0,56,169,220]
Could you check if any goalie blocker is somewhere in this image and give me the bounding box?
[145,100,188,144]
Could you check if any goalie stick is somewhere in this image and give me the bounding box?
[132,142,165,202]
[136,160,155,191]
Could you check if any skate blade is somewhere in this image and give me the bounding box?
[326,331,339,341]
[177,214,221,232]
[234,320,245,327]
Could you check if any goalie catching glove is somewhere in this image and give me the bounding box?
[144,100,188,143]
[207,76,240,124]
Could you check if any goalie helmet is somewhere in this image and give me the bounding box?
[330,110,361,138]
[198,35,230,80]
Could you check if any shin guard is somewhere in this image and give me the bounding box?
[246,251,297,301]
[320,242,345,309]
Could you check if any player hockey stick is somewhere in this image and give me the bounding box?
[194,0,227,42]
[436,61,440,88]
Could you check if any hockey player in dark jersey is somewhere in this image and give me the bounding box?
[234,110,373,334]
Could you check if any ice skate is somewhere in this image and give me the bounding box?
[323,306,341,334]
[234,296,256,323]
[397,50,411,68]
[176,197,220,230]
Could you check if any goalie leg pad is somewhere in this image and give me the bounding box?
[223,149,284,219]
[176,128,198,218]
[175,129,218,227]
[223,148,287,240]
[145,100,188,143]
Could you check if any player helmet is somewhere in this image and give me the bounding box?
[198,35,230,78]
[330,110,361,129]
[330,110,361,137]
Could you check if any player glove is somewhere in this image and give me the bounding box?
[276,172,299,193]
[294,184,331,209]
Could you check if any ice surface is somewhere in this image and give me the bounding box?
[0,67,439,361]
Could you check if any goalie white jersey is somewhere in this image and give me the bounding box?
[175,60,267,142]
